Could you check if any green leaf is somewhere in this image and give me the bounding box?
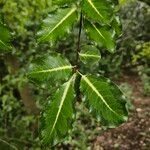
[79,72,128,127]
[82,0,113,24]
[0,23,12,52]
[41,75,75,145]
[27,54,74,84]
[79,45,101,65]
[37,7,77,43]
[85,20,115,53]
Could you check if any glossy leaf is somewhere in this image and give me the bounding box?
[82,0,113,24]
[37,7,77,43]
[29,0,128,146]
[85,20,115,53]
[27,55,73,84]
[41,75,75,145]
[79,45,101,65]
[79,73,128,127]
[0,23,11,52]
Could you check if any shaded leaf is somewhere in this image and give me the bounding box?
[79,72,128,127]
[52,0,75,6]
[37,7,77,43]
[0,14,3,24]
[41,75,75,145]
[79,45,101,65]
[0,23,11,52]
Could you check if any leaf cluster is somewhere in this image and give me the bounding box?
[27,0,128,146]
[0,15,11,52]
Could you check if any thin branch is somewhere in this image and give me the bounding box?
[75,12,83,69]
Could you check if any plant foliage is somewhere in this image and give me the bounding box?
[79,73,128,127]
[41,75,75,145]
[0,17,11,52]
[27,0,128,146]
[37,7,77,44]
[79,45,101,65]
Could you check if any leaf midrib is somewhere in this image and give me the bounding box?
[91,23,106,41]
[30,65,73,74]
[79,53,101,58]
[40,7,76,41]
[79,72,123,118]
[86,0,104,19]
[49,75,74,136]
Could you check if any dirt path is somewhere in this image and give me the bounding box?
[93,76,150,150]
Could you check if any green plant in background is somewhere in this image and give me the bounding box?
[27,0,128,146]
[132,41,150,96]
[132,42,150,65]
[99,0,150,76]
[0,1,52,149]
[141,72,150,96]
[119,83,134,110]
[0,15,11,52]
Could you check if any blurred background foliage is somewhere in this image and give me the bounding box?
[0,0,149,149]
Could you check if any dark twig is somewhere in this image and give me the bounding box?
[75,12,83,69]
[74,12,83,102]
